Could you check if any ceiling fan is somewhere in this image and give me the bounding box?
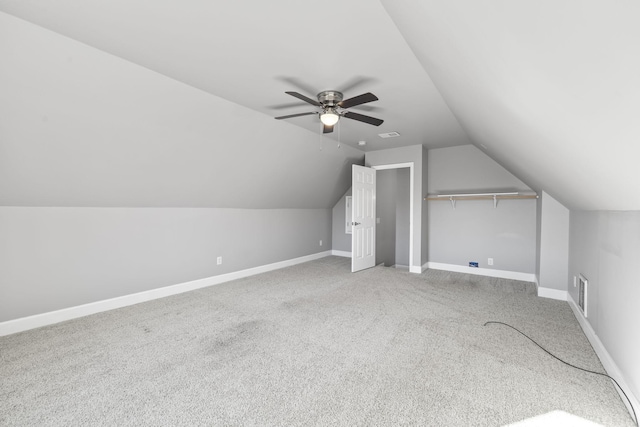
[274,90,383,133]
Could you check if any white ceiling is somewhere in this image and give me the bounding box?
[0,0,471,152]
[2,1,639,211]
[381,0,640,210]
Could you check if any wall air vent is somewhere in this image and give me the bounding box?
[378,131,400,138]
[578,274,588,317]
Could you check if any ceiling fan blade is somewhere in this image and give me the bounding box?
[274,112,316,120]
[339,92,378,109]
[276,77,318,97]
[343,111,384,126]
[285,91,321,107]
[323,124,334,134]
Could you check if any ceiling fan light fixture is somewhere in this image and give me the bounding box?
[320,109,340,126]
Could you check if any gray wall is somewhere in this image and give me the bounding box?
[428,145,532,194]
[568,210,640,404]
[0,11,363,325]
[427,145,536,273]
[0,207,331,322]
[428,199,536,272]
[538,191,570,291]
[376,170,397,266]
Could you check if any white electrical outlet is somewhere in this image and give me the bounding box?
[319,240,323,246]
[217,256,222,265]
[488,258,494,266]
[573,276,577,287]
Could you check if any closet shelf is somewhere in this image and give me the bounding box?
[424,192,538,208]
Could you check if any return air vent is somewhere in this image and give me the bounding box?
[378,131,400,138]
[578,274,588,317]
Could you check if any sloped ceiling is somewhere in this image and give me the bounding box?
[2,1,638,211]
[0,0,470,152]
[0,1,472,209]
[0,12,363,209]
[380,0,640,211]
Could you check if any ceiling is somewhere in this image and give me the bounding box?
[0,0,471,152]
[381,0,640,210]
[1,1,639,211]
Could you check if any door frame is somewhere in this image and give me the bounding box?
[372,162,415,273]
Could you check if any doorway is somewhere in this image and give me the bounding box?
[375,168,411,268]
[373,163,414,271]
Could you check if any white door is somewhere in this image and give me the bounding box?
[351,165,376,272]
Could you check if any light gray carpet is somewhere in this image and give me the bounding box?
[0,256,634,426]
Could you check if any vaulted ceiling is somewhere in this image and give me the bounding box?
[381,1,640,211]
[1,1,638,210]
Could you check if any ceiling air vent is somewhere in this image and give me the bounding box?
[378,131,400,138]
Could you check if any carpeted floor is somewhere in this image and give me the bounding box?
[0,256,634,426]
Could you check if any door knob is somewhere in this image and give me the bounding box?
[352,222,361,226]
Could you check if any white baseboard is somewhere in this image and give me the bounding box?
[567,293,639,423]
[537,287,568,301]
[425,262,536,282]
[331,250,352,258]
[0,250,333,337]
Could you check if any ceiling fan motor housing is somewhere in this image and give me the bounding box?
[317,91,344,107]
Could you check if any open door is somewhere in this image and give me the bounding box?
[351,165,376,272]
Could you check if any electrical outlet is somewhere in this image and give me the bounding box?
[217,256,222,265]
[319,240,323,246]
[488,258,494,266]
[573,276,577,287]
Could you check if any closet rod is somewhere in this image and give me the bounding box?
[424,193,538,208]
[424,193,538,201]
